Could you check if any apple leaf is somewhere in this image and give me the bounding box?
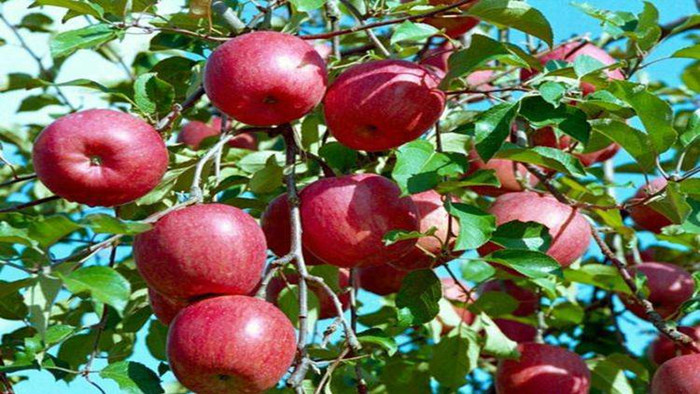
[681,198,700,234]
[460,259,496,283]
[99,361,164,394]
[467,0,553,47]
[429,329,480,387]
[277,285,320,327]
[50,23,117,58]
[31,0,105,21]
[249,155,284,194]
[474,101,519,162]
[396,270,442,325]
[489,221,552,252]
[17,94,61,112]
[0,281,29,321]
[483,249,561,278]
[480,313,520,358]
[590,119,655,172]
[134,72,175,117]
[519,96,591,145]
[448,203,496,251]
[146,320,168,361]
[563,264,631,294]
[391,140,468,195]
[547,301,584,327]
[58,267,131,312]
[318,142,357,174]
[680,109,700,146]
[390,21,439,45]
[357,328,398,356]
[494,143,587,177]
[81,214,152,235]
[289,0,326,12]
[588,357,635,394]
[672,44,700,60]
[383,227,437,246]
[436,169,501,193]
[28,215,82,248]
[538,81,566,107]
[0,222,38,247]
[648,181,692,224]
[472,292,518,317]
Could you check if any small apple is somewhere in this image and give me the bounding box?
[496,343,591,394]
[619,262,694,319]
[167,295,296,394]
[300,174,420,268]
[530,127,619,167]
[178,117,258,150]
[323,59,445,151]
[628,178,673,233]
[204,31,327,126]
[648,325,700,366]
[493,319,538,343]
[134,204,266,299]
[650,353,700,394]
[421,0,480,37]
[478,192,591,268]
[467,148,537,197]
[358,263,408,295]
[148,288,189,325]
[266,268,350,319]
[481,280,539,317]
[32,109,168,207]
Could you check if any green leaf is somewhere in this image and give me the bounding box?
[357,328,398,356]
[395,270,442,325]
[494,143,587,177]
[467,0,553,47]
[480,313,519,358]
[19,13,53,32]
[429,331,480,387]
[474,102,519,161]
[58,266,131,312]
[448,203,496,251]
[31,0,105,20]
[573,55,606,78]
[539,82,566,107]
[44,324,75,346]
[29,215,82,248]
[672,44,700,60]
[589,356,634,394]
[548,302,584,327]
[146,320,168,361]
[681,198,700,234]
[289,0,325,12]
[392,140,468,195]
[318,142,357,174]
[490,221,551,252]
[391,21,439,45]
[590,119,655,172]
[564,263,631,294]
[0,222,38,247]
[50,23,117,58]
[17,94,61,112]
[133,72,175,116]
[277,285,320,328]
[681,109,700,146]
[471,292,517,316]
[81,214,152,235]
[0,280,30,320]
[460,259,496,283]
[670,14,700,35]
[648,181,691,224]
[519,96,591,145]
[249,155,284,194]
[99,361,164,394]
[383,227,436,246]
[483,249,561,278]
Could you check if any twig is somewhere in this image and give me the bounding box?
[0,173,37,188]
[190,134,234,202]
[349,269,368,394]
[0,195,60,214]
[325,0,342,59]
[0,349,14,394]
[315,347,352,394]
[155,86,205,132]
[338,0,391,57]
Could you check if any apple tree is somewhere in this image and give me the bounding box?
[1,0,700,393]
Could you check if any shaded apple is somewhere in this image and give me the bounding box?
[204,31,327,126]
[313,42,332,60]
[32,109,168,207]
[440,278,476,333]
[167,295,296,394]
[496,343,591,394]
[300,174,419,268]
[421,0,480,37]
[266,268,350,319]
[530,126,619,167]
[178,117,258,150]
[467,148,537,197]
[648,325,700,366]
[481,280,539,317]
[148,288,190,325]
[478,192,591,268]
[358,263,408,295]
[134,204,266,299]
[619,262,694,319]
[323,59,445,151]
[650,353,700,394]
[628,178,672,233]
[494,319,538,343]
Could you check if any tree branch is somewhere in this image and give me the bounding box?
[155,86,205,132]
[0,195,60,214]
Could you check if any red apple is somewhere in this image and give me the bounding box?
[530,127,619,167]
[467,148,537,197]
[266,268,350,319]
[204,31,327,126]
[478,192,591,268]
[481,280,539,317]
[441,278,476,332]
[134,204,266,299]
[323,59,445,151]
[178,118,258,150]
[32,109,168,207]
[313,43,332,60]
[422,0,480,37]
[260,193,324,266]
[167,295,296,394]
[300,174,420,268]
[648,325,700,366]
[619,262,694,319]
[650,353,700,394]
[628,178,672,233]
[358,263,408,295]
[496,343,591,394]
[494,319,538,343]
[148,288,189,325]
[389,190,460,271]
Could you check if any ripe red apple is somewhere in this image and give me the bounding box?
[478,192,591,268]
[32,109,168,207]
[648,325,700,366]
[358,263,408,295]
[619,262,694,319]
[389,190,460,271]
[134,204,266,299]
[148,288,190,325]
[530,127,619,167]
[650,353,700,394]
[313,43,332,60]
[496,343,591,394]
[481,280,539,317]
[521,41,624,96]
[467,149,537,197]
[266,268,350,319]
[300,174,420,268]
[204,31,327,126]
[178,117,258,150]
[494,319,538,343]
[422,0,480,37]
[260,193,324,266]
[628,178,672,233]
[323,59,445,151]
[441,278,476,332]
[167,295,296,394]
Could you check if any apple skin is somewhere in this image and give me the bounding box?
[389,190,460,271]
[619,262,694,319]
[266,268,350,319]
[134,204,267,299]
[32,109,168,207]
[300,174,420,268]
[494,319,538,343]
[481,280,539,317]
[530,127,619,167]
[628,178,672,233]
[358,263,408,295]
[167,295,296,394]
[650,353,700,394]
[422,0,480,37]
[323,59,446,151]
[478,192,591,268]
[204,31,327,126]
[467,149,537,197]
[648,325,700,366]
[260,193,324,266]
[496,343,591,394]
[178,117,258,150]
[440,278,476,333]
[148,288,190,325]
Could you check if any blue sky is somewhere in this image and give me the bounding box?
[0,0,698,393]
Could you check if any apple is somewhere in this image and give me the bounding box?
[389,190,460,271]
[134,204,266,299]
[313,43,332,60]
[481,280,539,317]
[467,148,537,197]
[478,192,591,268]
[358,263,408,295]
[266,268,350,319]
[421,0,480,37]
[300,174,420,268]
[323,59,446,151]
[167,295,296,394]
[148,288,190,325]
[494,319,538,343]
[204,31,327,126]
[441,278,476,331]
[619,262,694,319]
[650,353,700,394]
[178,117,258,150]
[420,42,495,89]
[648,325,700,366]
[628,178,672,233]
[496,343,591,394]
[32,109,168,207]
[260,193,324,266]
[530,127,619,167]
